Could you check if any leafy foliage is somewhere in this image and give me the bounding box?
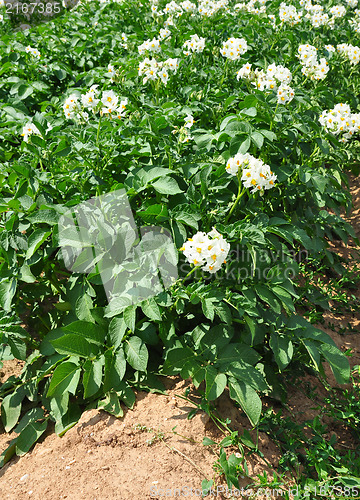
[0,0,359,467]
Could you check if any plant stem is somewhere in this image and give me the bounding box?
[219,58,229,90]
[270,102,279,131]
[225,179,246,223]
[183,265,198,282]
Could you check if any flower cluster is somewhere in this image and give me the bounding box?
[63,86,128,122]
[279,2,302,25]
[349,14,360,32]
[277,84,295,104]
[107,64,117,82]
[319,103,360,142]
[181,228,230,274]
[21,122,41,142]
[304,3,330,27]
[172,114,195,143]
[226,153,277,193]
[198,0,229,17]
[159,27,171,40]
[297,44,329,81]
[238,62,294,101]
[25,46,41,59]
[21,120,52,142]
[337,43,360,66]
[234,0,267,16]
[120,32,128,49]
[183,34,205,55]
[329,4,346,18]
[220,37,248,60]
[138,38,161,55]
[138,57,179,85]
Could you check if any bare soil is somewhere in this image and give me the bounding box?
[0,174,359,500]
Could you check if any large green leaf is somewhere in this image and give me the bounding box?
[1,388,25,432]
[51,334,99,358]
[151,177,183,195]
[16,420,48,456]
[47,361,81,398]
[0,279,17,313]
[25,229,51,259]
[141,297,162,321]
[83,357,104,398]
[205,365,227,401]
[62,321,105,345]
[269,333,293,370]
[320,344,350,384]
[125,336,148,371]
[228,378,262,427]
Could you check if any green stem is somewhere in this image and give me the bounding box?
[270,102,279,131]
[183,265,198,282]
[225,179,246,223]
[96,115,102,148]
[219,58,229,90]
[269,22,284,51]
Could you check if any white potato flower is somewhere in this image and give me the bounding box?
[183,34,206,55]
[220,37,248,60]
[226,153,277,193]
[21,122,41,142]
[180,228,230,274]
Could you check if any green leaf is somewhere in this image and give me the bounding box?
[255,284,281,314]
[0,279,17,312]
[17,84,34,99]
[51,334,98,358]
[103,348,126,392]
[125,336,148,371]
[7,333,27,360]
[320,344,350,384]
[271,285,295,313]
[83,357,104,398]
[97,391,123,417]
[202,437,217,445]
[301,339,321,371]
[62,321,105,344]
[202,298,215,321]
[141,298,162,321]
[14,408,45,434]
[228,378,262,427]
[163,346,195,375]
[26,229,51,259]
[138,204,169,223]
[0,438,18,468]
[205,365,227,401]
[55,403,82,436]
[225,361,268,392]
[47,361,81,398]
[16,420,48,456]
[1,388,25,432]
[117,381,136,408]
[151,177,183,195]
[75,295,94,323]
[251,131,264,149]
[269,333,293,370]
[123,305,136,332]
[108,317,127,349]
